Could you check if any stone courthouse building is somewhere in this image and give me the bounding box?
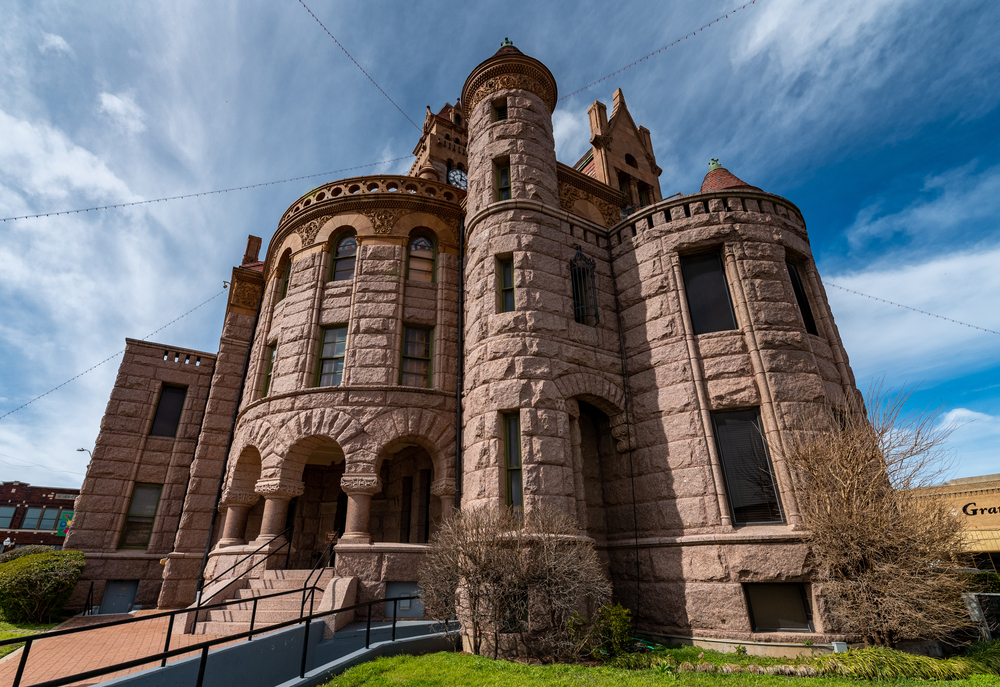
[67,42,862,642]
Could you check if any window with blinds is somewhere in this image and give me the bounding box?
[711,408,783,525]
[786,260,818,335]
[680,251,738,335]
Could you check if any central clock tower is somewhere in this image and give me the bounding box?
[407,101,469,189]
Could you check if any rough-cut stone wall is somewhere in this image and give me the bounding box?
[66,339,216,609]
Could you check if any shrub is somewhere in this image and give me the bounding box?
[971,572,1000,594]
[961,641,1000,675]
[0,551,85,623]
[811,645,1000,680]
[0,545,53,566]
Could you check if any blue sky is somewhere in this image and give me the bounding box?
[1,0,999,488]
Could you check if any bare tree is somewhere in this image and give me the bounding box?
[418,505,611,661]
[783,386,972,647]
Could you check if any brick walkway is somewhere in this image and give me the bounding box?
[0,611,228,687]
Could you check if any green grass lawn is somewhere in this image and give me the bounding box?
[323,652,1000,686]
[0,621,60,660]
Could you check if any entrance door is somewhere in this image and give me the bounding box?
[100,580,138,615]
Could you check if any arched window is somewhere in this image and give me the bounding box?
[277,253,291,301]
[625,153,638,168]
[408,234,436,283]
[330,233,357,281]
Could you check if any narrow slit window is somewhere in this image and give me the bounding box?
[680,251,738,335]
[316,326,348,387]
[711,408,783,525]
[493,100,508,121]
[278,259,291,301]
[118,483,162,550]
[496,162,511,201]
[331,234,357,281]
[570,245,599,325]
[786,260,818,335]
[407,235,436,283]
[400,326,432,388]
[504,412,523,510]
[262,345,276,397]
[498,257,515,313]
[149,385,187,437]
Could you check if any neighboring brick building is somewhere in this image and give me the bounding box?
[0,482,79,550]
[69,42,865,644]
[914,474,1000,573]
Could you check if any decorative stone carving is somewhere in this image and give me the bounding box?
[254,479,305,500]
[229,276,263,311]
[341,474,383,495]
[430,478,456,499]
[462,56,558,113]
[220,489,259,508]
[296,214,332,246]
[364,208,406,234]
[590,134,613,149]
[609,414,634,452]
[559,182,623,229]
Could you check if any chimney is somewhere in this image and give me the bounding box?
[242,235,262,265]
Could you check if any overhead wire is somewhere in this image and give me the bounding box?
[0,287,229,422]
[0,453,87,477]
[294,0,421,131]
[1,156,414,223]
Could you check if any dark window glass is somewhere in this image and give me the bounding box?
[712,408,783,525]
[149,386,187,437]
[400,327,432,388]
[570,246,599,325]
[22,507,43,529]
[504,413,522,509]
[786,261,818,335]
[499,258,515,313]
[618,171,630,196]
[317,327,348,387]
[332,234,357,281]
[408,235,435,283]
[0,506,15,528]
[638,184,650,207]
[278,260,291,300]
[39,508,59,530]
[496,164,511,201]
[400,476,413,543]
[118,483,162,550]
[493,103,507,121]
[262,345,276,397]
[680,252,738,335]
[745,584,813,632]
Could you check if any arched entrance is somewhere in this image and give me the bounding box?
[370,446,438,544]
[286,437,346,568]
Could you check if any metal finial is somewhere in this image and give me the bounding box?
[708,158,722,172]
[500,37,514,48]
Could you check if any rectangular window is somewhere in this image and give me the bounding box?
[0,506,15,528]
[786,261,819,335]
[496,162,511,201]
[680,252,738,335]
[22,507,43,529]
[498,257,515,313]
[278,261,291,301]
[262,345,276,397]
[744,583,813,632]
[118,483,162,550]
[712,409,783,525]
[570,246,599,325]
[149,385,187,437]
[38,508,59,530]
[400,327,432,388]
[504,412,523,509]
[316,327,347,387]
[638,184,650,207]
[493,100,508,121]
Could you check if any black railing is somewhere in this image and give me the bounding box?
[82,581,95,616]
[197,526,292,610]
[0,592,424,687]
[300,538,337,618]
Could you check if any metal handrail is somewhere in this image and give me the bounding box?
[300,539,336,617]
[82,581,94,616]
[198,526,292,608]
[9,594,425,687]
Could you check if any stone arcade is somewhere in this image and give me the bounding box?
[67,42,861,644]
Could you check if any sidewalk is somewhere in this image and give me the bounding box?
[0,611,226,687]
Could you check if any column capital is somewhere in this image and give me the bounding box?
[430,477,456,499]
[220,488,259,508]
[609,413,634,452]
[254,478,305,501]
[340,473,382,496]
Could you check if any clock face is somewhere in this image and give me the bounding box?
[447,168,468,190]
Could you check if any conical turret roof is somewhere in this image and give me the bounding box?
[700,159,760,193]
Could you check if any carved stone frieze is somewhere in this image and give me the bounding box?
[296,214,332,246]
[469,74,547,113]
[558,182,623,229]
[341,474,383,495]
[609,413,634,453]
[254,479,305,500]
[229,276,263,311]
[364,208,406,235]
[221,489,259,508]
[462,56,558,113]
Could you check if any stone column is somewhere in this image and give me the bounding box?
[251,479,304,546]
[430,478,457,520]
[339,474,382,544]
[217,489,258,547]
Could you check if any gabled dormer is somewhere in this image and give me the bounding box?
[574,89,662,209]
[407,101,469,190]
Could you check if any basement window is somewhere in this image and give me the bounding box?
[744,583,813,632]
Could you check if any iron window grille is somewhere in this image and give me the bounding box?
[570,245,599,325]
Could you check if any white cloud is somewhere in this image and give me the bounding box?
[37,32,74,57]
[553,106,590,164]
[98,92,147,136]
[938,408,1000,479]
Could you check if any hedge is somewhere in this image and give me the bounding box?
[0,550,85,623]
[0,545,53,566]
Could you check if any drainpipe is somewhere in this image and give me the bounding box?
[454,215,465,509]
